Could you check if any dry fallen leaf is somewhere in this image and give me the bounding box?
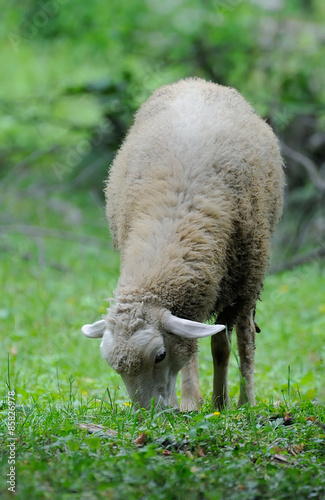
[77,423,118,436]
[162,449,172,456]
[273,446,286,454]
[134,432,147,446]
[272,454,290,464]
[185,450,194,460]
[197,445,205,457]
[288,444,304,456]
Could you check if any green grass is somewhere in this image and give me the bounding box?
[1,186,325,499]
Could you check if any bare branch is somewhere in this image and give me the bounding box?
[0,243,69,272]
[281,141,325,192]
[70,152,112,187]
[0,146,61,187]
[270,246,325,274]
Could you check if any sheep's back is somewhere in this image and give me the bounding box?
[106,78,284,253]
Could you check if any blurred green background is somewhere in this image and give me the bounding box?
[1,0,325,265]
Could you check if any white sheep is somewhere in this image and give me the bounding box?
[82,77,284,411]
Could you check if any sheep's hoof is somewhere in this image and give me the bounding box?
[180,398,202,412]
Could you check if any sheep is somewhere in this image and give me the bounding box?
[82,77,285,411]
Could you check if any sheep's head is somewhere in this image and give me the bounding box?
[81,305,224,410]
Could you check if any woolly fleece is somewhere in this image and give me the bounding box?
[104,77,284,375]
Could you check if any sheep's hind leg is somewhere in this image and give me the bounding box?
[180,353,203,411]
[236,308,256,406]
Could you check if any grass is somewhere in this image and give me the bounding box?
[1,186,325,499]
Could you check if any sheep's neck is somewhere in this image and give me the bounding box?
[117,211,230,320]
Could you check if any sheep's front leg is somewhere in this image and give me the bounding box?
[236,309,256,406]
[180,353,203,411]
[211,328,233,409]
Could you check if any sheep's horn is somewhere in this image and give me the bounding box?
[81,319,106,338]
[162,311,225,339]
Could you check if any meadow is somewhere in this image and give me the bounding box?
[1,187,325,499]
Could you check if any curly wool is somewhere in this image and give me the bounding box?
[105,77,284,333]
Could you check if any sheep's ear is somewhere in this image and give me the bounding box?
[162,312,225,339]
[81,319,106,338]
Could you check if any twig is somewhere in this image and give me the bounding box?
[0,224,111,249]
[0,244,69,272]
[0,146,61,187]
[281,141,325,192]
[70,152,112,187]
[270,247,325,274]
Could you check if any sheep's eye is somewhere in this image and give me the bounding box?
[155,348,166,364]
